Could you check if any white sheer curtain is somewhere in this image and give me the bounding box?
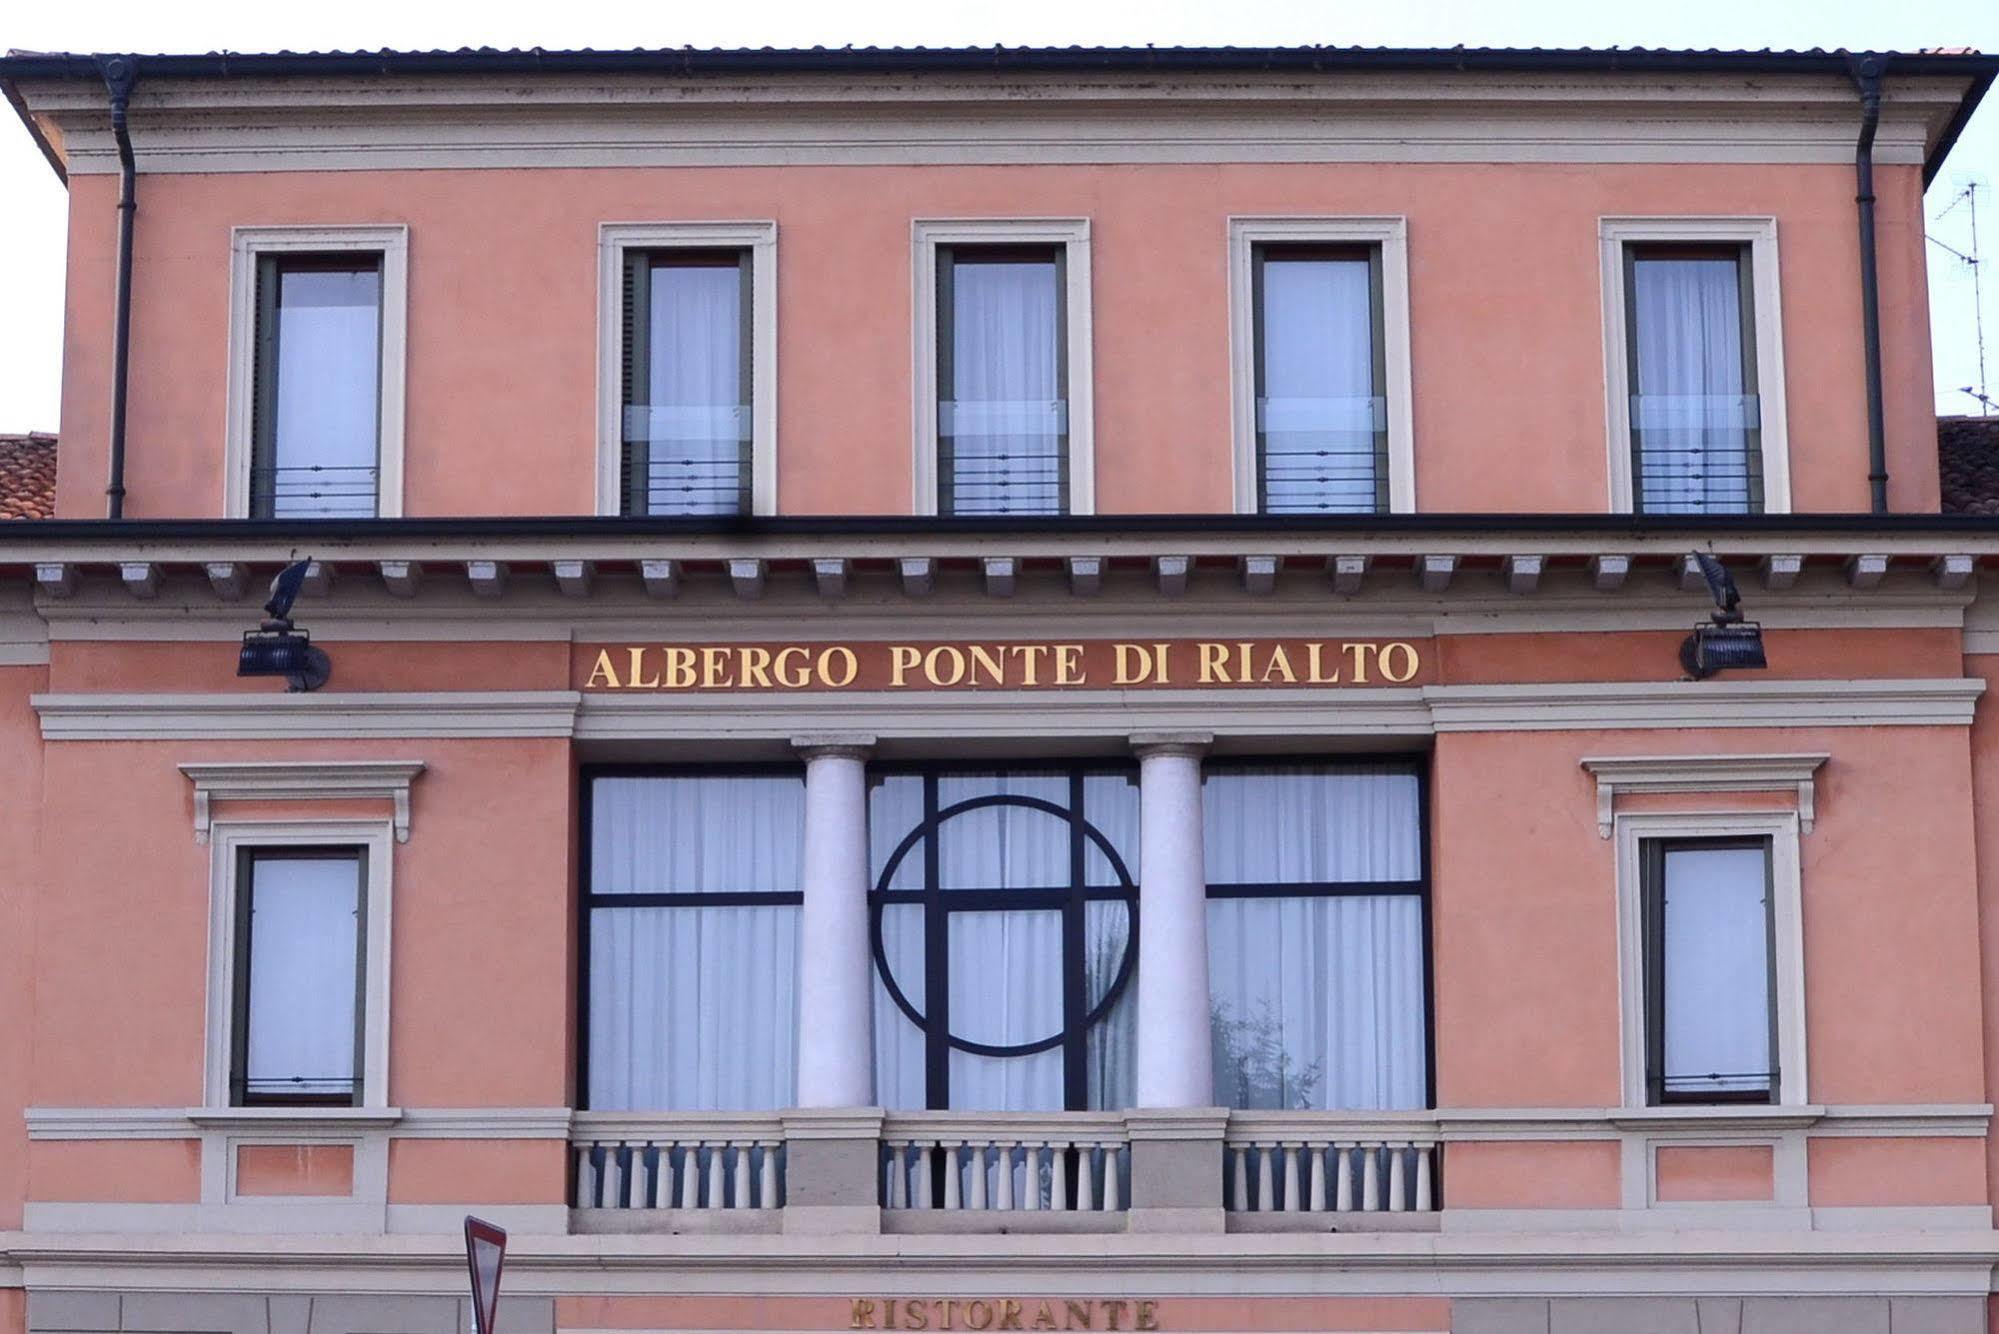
[944,256,1064,515]
[1257,255,1381,514]
[1629,253,1757,513]
[1660,844,1771,1096]
[272,266,380,518]
[587,775,802,1111]
[1205,766,1426,1111]
[244,855,361,1099]
[632,258,746,515]
[948,908,1065,1110]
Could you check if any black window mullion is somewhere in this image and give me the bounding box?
[1062,770,1087,1111]
[229,846,256,1106]
[1642,839,1668,1106]
[922,775,949,1110]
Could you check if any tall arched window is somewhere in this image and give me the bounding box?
[868,766,1139,1111]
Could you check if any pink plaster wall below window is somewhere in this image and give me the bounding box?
[26,1140,200,1203]
[387,1139,566,1204]
[1808,1137,1989,1207]
[1654,1144,1774,1202]
[234,1143,355,1196]
[1438,1141,1621,1209]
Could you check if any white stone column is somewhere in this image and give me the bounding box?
[1132,731,1215,1108]
[793,734,876,1108]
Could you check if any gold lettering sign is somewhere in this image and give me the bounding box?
[577,638,1425,691]
[851,1301,1161,1333]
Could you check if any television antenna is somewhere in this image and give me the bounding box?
[1930,182,1993,415]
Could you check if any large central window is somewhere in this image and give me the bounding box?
[869,767,1139,1110]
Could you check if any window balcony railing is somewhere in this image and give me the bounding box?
[1223,1111,1438,1215]
[881,1111,1129,1214]
[569,1109,1441,1228]
[571,1111,784,1213]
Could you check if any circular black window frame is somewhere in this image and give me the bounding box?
[869,787,1140,1062]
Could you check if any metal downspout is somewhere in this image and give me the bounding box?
[97,54,137,519]
[1849,53,1890,514]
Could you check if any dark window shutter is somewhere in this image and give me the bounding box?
[621,253,650,516]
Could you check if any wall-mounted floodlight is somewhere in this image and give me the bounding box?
[236,558,332,691]
[1680,551,1767,680]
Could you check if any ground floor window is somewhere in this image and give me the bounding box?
[581,769,803,1110]
[868,766,1140,1110]
[1205,762,1429,1110]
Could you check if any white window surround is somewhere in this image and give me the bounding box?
[178,759,426,844]
[911,218,1095,516]
[202,818,396,1112]
[1598,216,1790,515]
[224,225,410,519]
[596,221,779,517]
[1581,752,1828,838]
[1611,809,1807,1111]
[1226,217,1416,515]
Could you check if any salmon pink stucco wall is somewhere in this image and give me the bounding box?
[0,663,46,1231]
[1432,725,1983,1111]
[28,736,574,1111]
[54,159,1936,519]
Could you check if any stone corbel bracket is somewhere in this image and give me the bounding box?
[179,759,427,844]
[1580,753,1829,838]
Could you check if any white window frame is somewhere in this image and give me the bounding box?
[1612,810,1806,1110]
[1599,216,1790,515]
[596,221,778,517]
[202,819,395,1112]
[1227,217,1415,515]
[911,218,1094,517]
[224,225,409,519]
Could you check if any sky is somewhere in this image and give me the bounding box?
[1,0,1996,435]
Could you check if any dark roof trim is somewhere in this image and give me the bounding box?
[3,45,1995,83]
[12,512,1999,543]
[0,73,65,184]
[1924,65,1996,186]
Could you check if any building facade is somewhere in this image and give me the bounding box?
[3,41,1999,1334]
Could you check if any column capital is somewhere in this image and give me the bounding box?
[1130,731,1213,759]
[791,732,877,760]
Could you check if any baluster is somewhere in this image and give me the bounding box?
[629,1143,653,1210]
[1334,1143,1355,1211]
[1023,1143,1043,1210]
[1362,1144,1381,1212]
[1414,1143,1434,1212]
[1231,1145,1249,1211]
[732,1140,753,1209]
[1281,1143,1301,1212]
[1050,1143,1070,1211]
[1256,1143,1275,1212]
[601,1142,625,1209]
[942,1142,963,1210]
[995,1143,1016,1211]
[916,1140,935,1210]
[969,1142,989,1210]
[704,1141,726,1210]
[678,1143,700,1209]
[1101,1142,1121,1212]
[1388,1142,1407,1213]
[1077,1144,1097,1212]
[759,1140,781,1209]
[885,1141,907,1208]
[575,1144,597,1209]
[1308,1143,1327,1212]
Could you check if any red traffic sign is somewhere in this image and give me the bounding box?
[464,1216,507,1334]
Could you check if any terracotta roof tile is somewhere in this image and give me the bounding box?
[1940,415,1999,516]
[0,433,56,519]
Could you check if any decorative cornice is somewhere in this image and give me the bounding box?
[33,680,1983,742]
[39,692,580,740]
[179,760,426,843]
[1581,752,1830,837]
